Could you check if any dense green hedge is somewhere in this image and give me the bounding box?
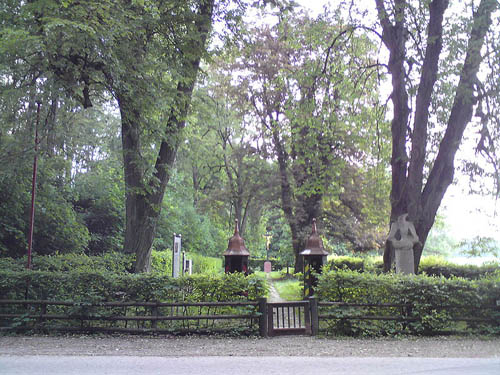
[0,252,133,274]
[419,256,499,279]
[0,251,223,276]
[316,270,500,336]
[325,256,376,273]
[325,256,499,279]
[0,270,267,303]
[0,269,267,334]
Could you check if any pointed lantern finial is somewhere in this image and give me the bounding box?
[301,218,329,256]
[223,219,250,256]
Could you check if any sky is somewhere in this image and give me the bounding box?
[291,0,500,248]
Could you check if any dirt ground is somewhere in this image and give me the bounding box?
[1,335,499,358]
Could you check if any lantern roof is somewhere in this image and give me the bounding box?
[300,218,329,256]
[223,219,250,256]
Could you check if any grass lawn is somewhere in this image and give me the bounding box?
[274,279,303,301]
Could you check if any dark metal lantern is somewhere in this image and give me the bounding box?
[223,219,250,275]
[300,218,328,297]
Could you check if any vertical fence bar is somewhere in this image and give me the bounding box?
[38,301,47,331]
[151,302,158,330]
[259,298,268,337]
[304,300,311,334]
[267,303,274,336]
[309,297,318,336]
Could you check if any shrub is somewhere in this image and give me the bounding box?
[189,253,222,275]
[151,250,173,275]
[0,270,267,303]
[151,251,222,275]
[324,255,499,279]
[325,256,365,272]
[316,270,500,336]
[1,252,134,273]
[2,252,223,276]
[419,256,499,279]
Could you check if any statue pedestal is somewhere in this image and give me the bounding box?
[394,247,414,274]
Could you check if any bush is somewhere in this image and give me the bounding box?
[325,256,365,272]
[419,256,499,279]
[0,270,268,334]
[1,252,134,273]
[2,252,223,276]
[151,251,222,275]
[316,269,500,336]
[324,255,499,279]
[188,253,222,274]
[0,270,267,303]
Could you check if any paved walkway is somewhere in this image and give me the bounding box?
[2,356,499,375]
[2,336,499,358]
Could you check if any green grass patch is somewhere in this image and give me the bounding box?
[254,270,284,280]
[274,279,303,301]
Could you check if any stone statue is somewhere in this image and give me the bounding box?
[387,214,420,274]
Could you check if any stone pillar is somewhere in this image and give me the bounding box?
[387,214,419,274]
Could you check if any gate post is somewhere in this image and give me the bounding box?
[258,298,268,337]
[309,297,319,336]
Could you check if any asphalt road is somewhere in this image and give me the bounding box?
[1,356,500,375]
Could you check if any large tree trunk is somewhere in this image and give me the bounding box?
[272,125,324,273]
[120,0,215,272]
[377,0,496,272]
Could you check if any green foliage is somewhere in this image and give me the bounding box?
[423,216,458,258]
[0,163,90,258]
[419,256,499,280]
[325,256,366,272]
[73,158,125,255]
[188,253,223,275]
[150,250,222,275]
[0,269,267,303]
[154,171,227,257]
[456,236,500,258]
[316,270,500,336]
[324,255,499,280]
[274,279,302,301]
[150,250,173,275]
[1,252,134,274]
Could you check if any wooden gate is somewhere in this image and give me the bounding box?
[267,301,311,336]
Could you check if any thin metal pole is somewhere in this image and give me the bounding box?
[27,102,40,270]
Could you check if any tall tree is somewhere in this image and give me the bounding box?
[227,8,386,270]
[373,0,498,271]
[1,0,251,271]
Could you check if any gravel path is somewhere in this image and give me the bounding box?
[1,335,499,358]
[267,279,285,303]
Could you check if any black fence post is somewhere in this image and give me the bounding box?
[258,298,268,337]
[152,302,159,330]
[309,296,319,336]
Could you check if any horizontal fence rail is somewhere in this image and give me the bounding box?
[317,300,500,335]
[0,299,264,335]
[1,298,498,336]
